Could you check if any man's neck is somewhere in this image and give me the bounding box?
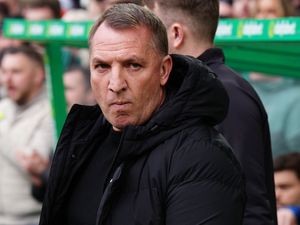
[175,40,214,58]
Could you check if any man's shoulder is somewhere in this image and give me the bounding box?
[0,98,12,107]
[0,98,14,115]
[171,126,238,167]
[167,126,244,189]
[59,104,102,139]
[212,64,268,118]
[199,48,261,105]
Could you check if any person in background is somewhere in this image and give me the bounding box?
[255,0,296,18]
[84,0,108,20]
[0,45,54,225]
[63,65,96,111]
[274,152,300,225]
[0,2,26,99]
[292,0,300,15]
[39,3,245,225]
[245,0,300,157]
[22,0,61,20]
[23,0,81,70]
[0,1,8,21]
[0,1,9,99]
[0,0,22,17]
[0,1,24,50]
[232,0,257,17]
[144,0,277,224]
[104,0,146,9]
[84,0,145,19]
[219,0,233,17]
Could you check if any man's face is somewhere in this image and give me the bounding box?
[1,53,42,105]
[275,170,300,208]
[233,0,256,18]
[90,22,171,131]
[255,0,284,18]
[24,7,55,20]
[64,70,89,111]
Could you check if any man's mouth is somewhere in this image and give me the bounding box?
[110,102,131,111]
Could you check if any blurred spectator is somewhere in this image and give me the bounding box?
[0,2,9,99]
[63,65,96,111]
[0,0,22,17]
[292,0,300,15]
[256,0,296,18]
[62,8,92,67]
[0,1,24,50]
[0,1,9,21]
[22,0,61,20]
[274,152,300,225]
[22,0,81,72]
[232,0,257,17]
[59,0,81,11]
[219,0,233,17]
[62,7,93,21]
[245,0,300,157]
[0,1,26,99]
[105,0,145,9]
[85,0,107,20]
[0,45,54,225]
[82,0,145,20]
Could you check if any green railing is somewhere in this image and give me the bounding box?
[3,17,300,136]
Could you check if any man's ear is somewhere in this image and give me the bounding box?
[34,66,45,85]
[160,55,172,86]
[169,22,184,50]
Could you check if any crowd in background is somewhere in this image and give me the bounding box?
[219,0,300,158]
[0,0,299,225]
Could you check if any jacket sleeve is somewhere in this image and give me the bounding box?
[166,139,245,225]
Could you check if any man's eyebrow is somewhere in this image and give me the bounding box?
[123,57,147,64]
[91,57,107,64]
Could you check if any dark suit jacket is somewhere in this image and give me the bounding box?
[199,48,277,225]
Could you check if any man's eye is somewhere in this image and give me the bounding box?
[94,63,110,73]
[95,63,110,71]
[129,63,141,70]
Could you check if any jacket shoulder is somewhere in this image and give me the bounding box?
[166,126,244,189]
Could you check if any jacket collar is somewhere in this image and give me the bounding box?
[68,54,229,161]
[197,48,225,66]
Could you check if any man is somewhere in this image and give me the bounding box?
[144,0,277,224]
[22,0,61,20]
[232,0,257,18]
[63,66,96,111]
[39,3,245,225]
[247,0,300,158]
[0,0,22,17]
[0,45,54,225]
[219,0,233,18]
[274,153,300,225]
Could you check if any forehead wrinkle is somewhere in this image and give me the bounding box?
[92,40,156,63]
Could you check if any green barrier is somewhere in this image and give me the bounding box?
[3,18,300,137]
[215,17,300,41]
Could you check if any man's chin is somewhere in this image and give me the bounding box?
[111,120,131,132]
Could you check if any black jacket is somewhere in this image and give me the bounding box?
[199,48,277,225]
[39,55,245,225]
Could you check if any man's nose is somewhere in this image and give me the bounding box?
[108,67,127,93]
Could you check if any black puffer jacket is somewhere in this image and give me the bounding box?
[39,55,245,225]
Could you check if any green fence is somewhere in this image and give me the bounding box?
[3,17,300,136]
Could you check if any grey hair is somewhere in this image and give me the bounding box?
[88,3,168,56]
